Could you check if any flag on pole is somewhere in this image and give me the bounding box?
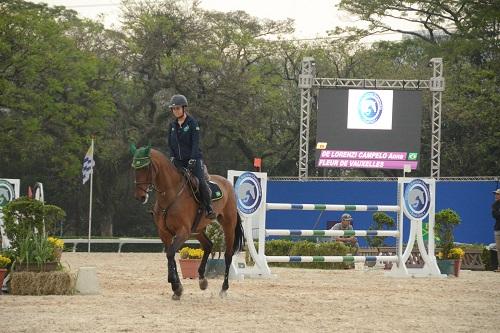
[82,142,95,184]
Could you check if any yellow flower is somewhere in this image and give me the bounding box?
[179,247,204,259]
[48,236,64,249]
[0,255,11,268]
[447,247,465,259]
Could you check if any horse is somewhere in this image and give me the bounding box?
[130,145,244,300]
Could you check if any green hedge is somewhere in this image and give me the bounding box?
[246,240,353,269]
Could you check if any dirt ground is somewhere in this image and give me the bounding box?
[1,252,499,332]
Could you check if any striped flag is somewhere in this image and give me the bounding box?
[82,141,95,184]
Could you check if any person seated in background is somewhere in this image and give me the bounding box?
[330,213,359,252]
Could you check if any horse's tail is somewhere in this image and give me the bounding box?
[233,212,245,254]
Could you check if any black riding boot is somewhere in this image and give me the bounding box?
[200,180,216,219]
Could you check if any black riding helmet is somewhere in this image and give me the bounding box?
[169,94,188,108]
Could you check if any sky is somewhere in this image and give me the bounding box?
[31,0,407,42]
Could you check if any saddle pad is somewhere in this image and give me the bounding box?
[208,181,223,201]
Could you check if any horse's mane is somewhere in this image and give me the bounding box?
[149,148,169,163]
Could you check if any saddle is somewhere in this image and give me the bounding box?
[180,168,223,204]
[179,168,224,233]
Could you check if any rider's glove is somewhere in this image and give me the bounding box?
[170,157,175,162]
[188,159,196,170]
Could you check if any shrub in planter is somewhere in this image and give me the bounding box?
[317,242,351,269]
[266,239,294,256]
[204,222,226,277]
[435,208,461,259]
[266,240,294,267]
[205,222,224,259]
[15,231,54,266]
[289,240,351,269]
[481,247,497,271]
[2,197,65,250]
[367,212,396,248]
[245,239,352,270]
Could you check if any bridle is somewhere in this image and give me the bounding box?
[134,163,164,197]
[133,157,187,211]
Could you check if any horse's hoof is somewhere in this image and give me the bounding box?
[171,294,181,301]
[172,283,183,296]
[219,289,227,298]
[199,277,208,290]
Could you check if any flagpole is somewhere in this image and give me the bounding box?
[88,138,94,253]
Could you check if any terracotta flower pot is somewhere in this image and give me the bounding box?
[0,268,7,293]
[179,259,201,279]
[453,259,462,277]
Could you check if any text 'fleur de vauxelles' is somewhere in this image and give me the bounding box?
[319,150,406,160]
[317,159,385,168]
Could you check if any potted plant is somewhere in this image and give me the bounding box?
[14,231,59,272]
[2,197,65,271]
[434,208,461,276]
[48,237,64,262]
[0,254,12,292]
[205,222,226,277]
[447,247,465,277]
[178,246,204,279]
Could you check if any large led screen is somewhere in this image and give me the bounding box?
[315,89,423,170]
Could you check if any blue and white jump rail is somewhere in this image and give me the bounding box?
[228,170,444,278]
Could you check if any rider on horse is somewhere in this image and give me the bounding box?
[167,94,216,219]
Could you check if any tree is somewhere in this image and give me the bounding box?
[0,1,118,235]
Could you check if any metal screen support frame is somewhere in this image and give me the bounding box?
[429,58,445,179]
[298,57,315,180]
[297,57,444,180]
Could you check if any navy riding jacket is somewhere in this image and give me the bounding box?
[168,114,202,161]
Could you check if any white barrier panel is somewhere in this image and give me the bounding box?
[228,171,444,279]
[0,178,20,249]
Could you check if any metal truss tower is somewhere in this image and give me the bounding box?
[297,57,444,180]
[429,58,445,179]
[298,57,315,180]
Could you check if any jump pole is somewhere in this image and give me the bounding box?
[228,171,443,278]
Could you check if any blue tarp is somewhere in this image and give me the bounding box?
[266,180,497,246]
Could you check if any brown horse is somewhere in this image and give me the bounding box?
[131,145,244,300]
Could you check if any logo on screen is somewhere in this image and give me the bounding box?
[358,92,383,124]
[403,179,431,219]
[235,172,262,215]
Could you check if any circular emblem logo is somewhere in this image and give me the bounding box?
[0,180,15,208]
[235,172,262,215]
[403,179,431,219]
[358,91,383,124]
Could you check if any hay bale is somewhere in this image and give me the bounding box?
[10,271,75,295]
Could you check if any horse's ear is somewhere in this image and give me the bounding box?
[130,143,137,155]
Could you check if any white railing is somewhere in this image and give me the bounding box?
[63,238,198,253]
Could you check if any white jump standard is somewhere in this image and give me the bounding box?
[228,171,444,278]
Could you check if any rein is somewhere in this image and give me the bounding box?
[134,159,188,236]
[134,163,165,195]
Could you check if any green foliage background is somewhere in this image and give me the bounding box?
[0,0,498,236]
